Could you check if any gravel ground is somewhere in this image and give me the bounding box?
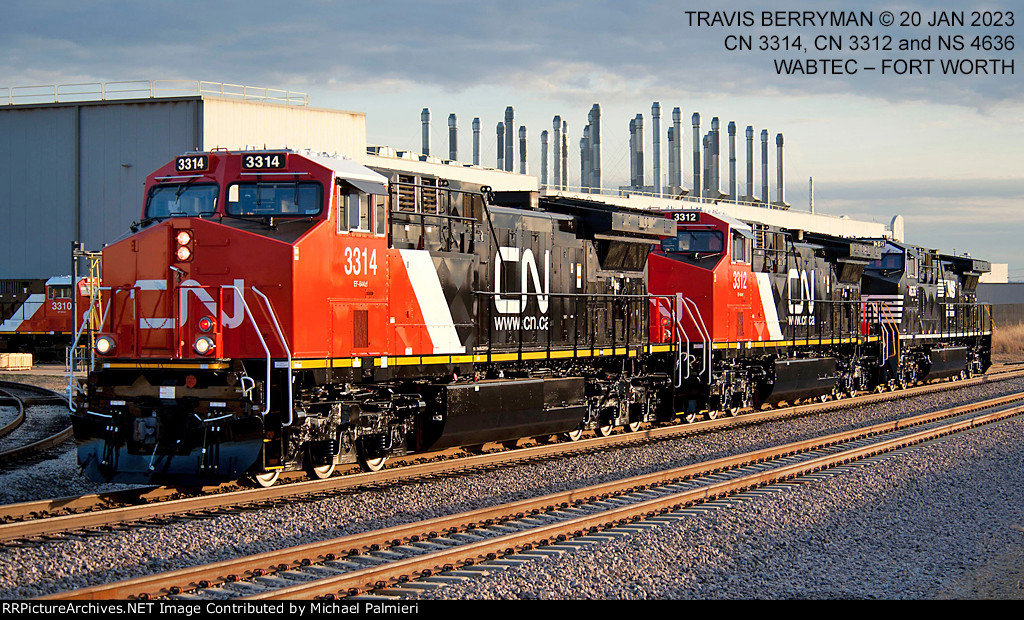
[0,373,1022,599]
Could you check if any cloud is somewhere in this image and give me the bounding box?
[4,0,1020,110]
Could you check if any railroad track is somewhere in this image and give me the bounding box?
[41,388,1024,601]
[3,367,1022,547]
[0,381,71,467]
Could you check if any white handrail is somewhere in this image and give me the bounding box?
[681,297,711,379]
[66,292,111,411]
[222,285,273,416]
[251,286,294,427]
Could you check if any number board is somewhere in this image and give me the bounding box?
[242,153,287,170]
[175,155,209,172]
[672,212,700,223]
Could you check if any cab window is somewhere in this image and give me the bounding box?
[731,231,750,263]
[660,230,724,255]
[226,182,322,217]
[48,285,71,299]
[338,191,384,234]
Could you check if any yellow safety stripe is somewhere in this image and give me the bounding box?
[284,335,887,370]
[100,361,231,370]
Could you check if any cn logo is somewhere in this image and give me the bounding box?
[180,278,245,328]
[494,247,550,314]
[787,268,815,315]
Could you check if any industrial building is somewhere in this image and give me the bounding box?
[0,81,365,279]
[2,80,894,281]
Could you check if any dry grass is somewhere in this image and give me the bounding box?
[993,324,1024,355]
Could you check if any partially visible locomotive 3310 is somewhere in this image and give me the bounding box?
[70,150,677,486]
[70,150,993,487]
[0,277,95,360]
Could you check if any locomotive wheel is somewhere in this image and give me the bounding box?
[595,423,614,437]
[725,406,740,417]
[565,427,584,441]
[247,470,280,488]
[682,410,698,424]
[704,409,719,421]
[307,462,336,480]
[625,419,643,432]
[358,454,388,472]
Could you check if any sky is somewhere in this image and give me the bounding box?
[3,0,1022,278]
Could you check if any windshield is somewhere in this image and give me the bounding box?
[660,230,724,255]
[145,183,219,219]
[869,252,905,271]
[226,182,323,217]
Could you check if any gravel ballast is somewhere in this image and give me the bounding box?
[1,375,1022,599]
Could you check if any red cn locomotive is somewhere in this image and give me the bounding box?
[647,210,991,419]
[69,151,991,488]
[70,151,675,486]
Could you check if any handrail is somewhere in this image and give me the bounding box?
[680,297,710,379]
[251,287,294,426]
[222,285,273,417]
[670,296,692,387]
[2,80,309,106]
[66,293,111,411]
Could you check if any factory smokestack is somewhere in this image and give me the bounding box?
[761,129,769,204]
[541,130,549,186]
[775,133,787,207]
[553,116,562,189]
[672,107,682,190]
[702,133,710,198]
[744,126,754,201]
[496,122,504,171]
[421,108,431,156]
[692,113,701,198]
[504,107,514,172]
[710,117,720,197]
[668,127,676,193]
[472,118,481,166]
[728,121,736,201]
[561,120,568,190]
[634,114,644,189]
[519,126,527,174]
[652,102,661,195]
[448,114,457,161]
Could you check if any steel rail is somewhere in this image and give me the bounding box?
[0,382,71,465]
[251,402,1024,600]
[41,391,1024,601]
[4,367,1023,541]
[0,389,27,439]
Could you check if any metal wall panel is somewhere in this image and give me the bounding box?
[0,106,77,278]
[201,99,366,161]
[78,100,199,255]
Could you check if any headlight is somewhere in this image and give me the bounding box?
[95,336,116,355]
[193,336,215,356]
